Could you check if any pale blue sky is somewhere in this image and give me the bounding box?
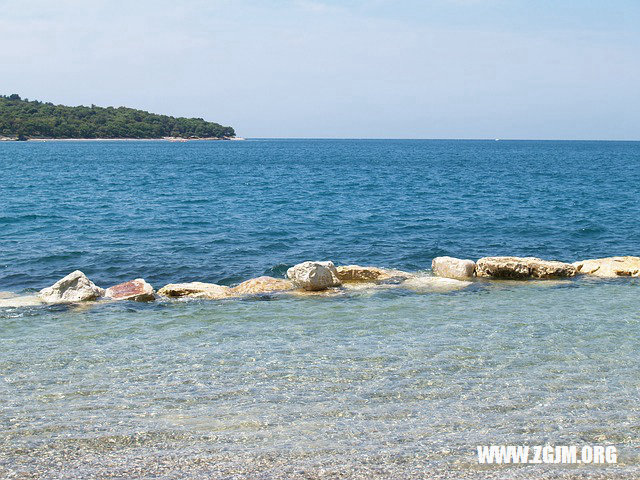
[1,0,639,139]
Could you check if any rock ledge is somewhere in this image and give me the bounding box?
[476,257,576,279]
[573,256,640,277]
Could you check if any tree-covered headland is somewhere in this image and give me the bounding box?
[0,94,235,140]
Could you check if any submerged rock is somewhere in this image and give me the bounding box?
[335,265,411,283]
[402,275,472,293]
[573,256,640,277]
[231,276,294,295]
[287,261,342,291]
[0,295,45,308]
[38,270,105,303]
[105,278,155,302]
[475,257,576,279]
[431,256,476,279]
[157,282,232,299]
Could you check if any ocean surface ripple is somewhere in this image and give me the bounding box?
[1,139,639,290]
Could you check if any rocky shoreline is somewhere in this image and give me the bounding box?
[0,256,638,308]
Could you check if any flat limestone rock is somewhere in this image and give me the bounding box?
[476,257,576,279]
[105,278,155,302]
[0,295,45,308]
[287,261,342,291]
[573,256,640,277]
[38,270,105,303]
[335,265,411,283]
[431,256,476,279]
[401,275,472,293]
[231,276,294,295]
[158,282,232,299]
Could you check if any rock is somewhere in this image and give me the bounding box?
[476,257,576,279]
[431,256,476,279]
[157,282,232,299]
[286,261,342,291]
[105,278,155,302]
[38,270,105,303]
[335,265,411,283]
[0,295,45,308]
[402,275,472,292]
[231,276,294,295]
[573,256,640,278]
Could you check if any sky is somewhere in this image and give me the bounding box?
[1,0,639,139]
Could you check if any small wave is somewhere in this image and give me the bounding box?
[0,214,59,224]
[264,263,290,278]
[36,252,88,263]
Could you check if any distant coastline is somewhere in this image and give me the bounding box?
[0,94,236,140]
[0,136,245,142]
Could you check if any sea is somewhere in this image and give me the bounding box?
[0,139,639,479]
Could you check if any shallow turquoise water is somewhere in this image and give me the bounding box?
[2,279,639,478]
[0,140,639,478]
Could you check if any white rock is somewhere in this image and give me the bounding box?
[38,270,105,303]
[431,256,476,279]
[286,261,342,291]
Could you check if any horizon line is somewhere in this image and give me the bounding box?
[245,137,640,142]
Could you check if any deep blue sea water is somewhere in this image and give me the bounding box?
[1,140,639,479]
[1,139,639,290]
